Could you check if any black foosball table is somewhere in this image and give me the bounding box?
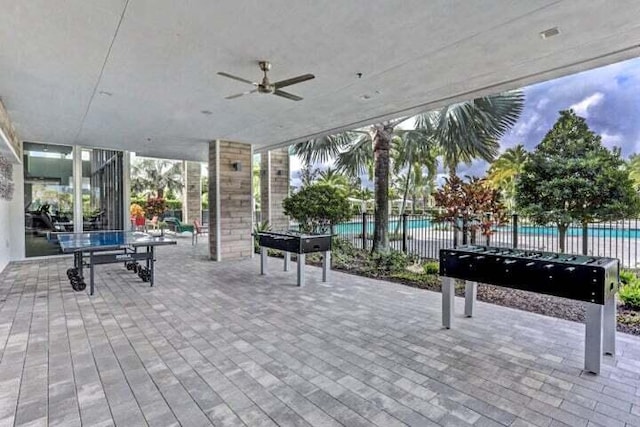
[439,245,619,374]
[255,231,332,286]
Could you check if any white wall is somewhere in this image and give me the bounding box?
[0,163,25,273]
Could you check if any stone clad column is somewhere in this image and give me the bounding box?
[208,141,252,261]
[183,161,202,225]
[260,148,290,230]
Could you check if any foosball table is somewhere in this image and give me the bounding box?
[439,245,619,374]
[255,231,332,286]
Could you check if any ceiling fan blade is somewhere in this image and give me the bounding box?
[225,89,258,100]
[273,74,315,89]
[273,90,303,101]
[217,72,257,86]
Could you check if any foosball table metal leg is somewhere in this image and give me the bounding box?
[297,253,306,287]
[442,277,455,329]
[464,281,477,317]
[284,252,290,271]
[260,247,267,275]
[603,294,616,356]
[322,251,330,282]
[585,302,603,374]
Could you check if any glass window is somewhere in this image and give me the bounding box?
[23,142,74,257]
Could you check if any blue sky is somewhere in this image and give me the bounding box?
[455,56,640,179]
[292,56,640,187]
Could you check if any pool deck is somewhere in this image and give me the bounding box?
[0,240,639,426]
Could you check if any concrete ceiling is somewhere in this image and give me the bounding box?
[1,1,640,161]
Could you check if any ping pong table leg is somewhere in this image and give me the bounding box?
[150,246,155,287]
[89,252,95,296]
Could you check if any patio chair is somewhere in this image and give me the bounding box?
[192,219,209,245]
[145,215,159,231]
[164,217,194,235]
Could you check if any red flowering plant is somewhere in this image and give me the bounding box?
[433,175,507,243]
[145,197,167,219]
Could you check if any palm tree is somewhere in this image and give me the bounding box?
[317,167,351,194]
[486,144,529,210]
[292,90,524,253]
[131,158,183,199]
[415,92,524,176]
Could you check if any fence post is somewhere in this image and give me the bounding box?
[361,212,367,251]
[462,216,468,245]
[402,213,408,253]
[582,222,588,255]
[453,220,458,248]
[485,213,491,246]
[512,213,519,249]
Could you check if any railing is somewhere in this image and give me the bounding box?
[333,213,640,268]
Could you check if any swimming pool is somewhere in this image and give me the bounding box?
[334,219,640,239]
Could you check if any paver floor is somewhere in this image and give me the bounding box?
[0,240,639,426]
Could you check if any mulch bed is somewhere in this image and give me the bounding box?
[270,251,640,336]
[328,262,640,336]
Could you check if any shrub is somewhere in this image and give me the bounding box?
[423,261,439,275]
[165,199,182,211]
[146,197,167,218]
[283,184,352,233]
[619,269,640,310]
[367,250,410,274]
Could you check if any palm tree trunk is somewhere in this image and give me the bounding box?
[157,188,164,199]
[372,124,393,253]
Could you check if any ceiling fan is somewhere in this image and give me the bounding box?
[218,61,314,101]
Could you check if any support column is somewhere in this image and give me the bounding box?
[122,151,131,230]
[183,161,202,225]
[209,140,253,261]
[260,148,290,230]
[73,145,83,233]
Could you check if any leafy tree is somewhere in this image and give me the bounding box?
[292,90,523,253]
[486,144,529,210]
[282,184,352,233]
[433,175,507,242]
[627,154,640,191]
[131,158,183,199]
[516,110,640,252]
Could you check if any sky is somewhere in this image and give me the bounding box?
[291,55,640,188]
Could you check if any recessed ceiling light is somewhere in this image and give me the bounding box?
[361,94,372,100]
[99,91,113,96]
[539,27,560,39]
[201,110,213,115]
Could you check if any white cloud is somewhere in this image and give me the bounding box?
[569,92,604,118]
[514,112,540,137]
[601,132,623,149]
[536,97,549,109]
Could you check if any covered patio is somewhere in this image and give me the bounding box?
[1,243,639,427]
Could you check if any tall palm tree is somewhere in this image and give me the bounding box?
[486,144,529,210]
[131,158,183,199]
[292,90,524,253]
[415,92,524,175]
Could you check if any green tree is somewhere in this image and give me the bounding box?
[627,154,640,191]
[486,144,529,210]
[131,158,183,199]
[292,90,523,253]
[282,184,352,233]
[516,110,640,252]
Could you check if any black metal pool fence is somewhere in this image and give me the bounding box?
[333,213,640,268]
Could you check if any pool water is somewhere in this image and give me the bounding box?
[335,219,640,239]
